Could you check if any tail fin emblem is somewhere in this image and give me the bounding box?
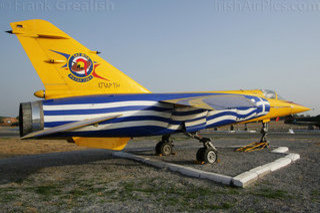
[51,50,109,83]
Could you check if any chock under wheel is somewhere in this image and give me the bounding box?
[236,141,269,152]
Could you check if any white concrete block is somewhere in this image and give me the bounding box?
[272,147,289,153]
[166,163,184,172]
[176,167,201,178]
[285,153,300,162]
[269,158,292,172]
[145,159,166,169]
[275,157,292,164]
[249,165,271,178]
[200,171,232,185]
[232,171,258,188]
[112,151,130,158]
[113,149,301,188]
[265,161,281,172]
[112,152,146,163]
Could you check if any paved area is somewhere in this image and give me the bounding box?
[0,132,319,212]
[129,146,285,177]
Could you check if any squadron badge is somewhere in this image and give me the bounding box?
[50,50,109,83]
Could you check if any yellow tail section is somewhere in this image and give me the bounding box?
[10,19,150,99]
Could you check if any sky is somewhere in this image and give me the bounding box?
[0,0,319,117]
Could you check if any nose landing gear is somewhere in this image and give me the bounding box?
[236,122,270,152]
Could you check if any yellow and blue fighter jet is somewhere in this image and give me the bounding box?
[7,19,310,164]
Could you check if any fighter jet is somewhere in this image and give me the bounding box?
[285,115,320,130]
[7,19,310,164]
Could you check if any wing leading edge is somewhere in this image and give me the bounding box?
[160,94,256,111]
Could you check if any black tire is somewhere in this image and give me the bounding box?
[203,148,218,164]
[155,141,162,155]
[196,148,206,162]
[160,142,172,156]
[155,141,172,156]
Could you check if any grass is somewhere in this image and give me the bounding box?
[0,175,302,211]
[252,188,293,200]
[0,192,17,202]
[0,187,16,192]
[310,190,320,203]
[0,181,112,209]
[27,185,62,196]
[0,187,22,203]
[116,179,236,210]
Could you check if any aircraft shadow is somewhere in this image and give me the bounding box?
[0,149,121,185]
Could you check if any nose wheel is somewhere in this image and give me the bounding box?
[236,122,270,152]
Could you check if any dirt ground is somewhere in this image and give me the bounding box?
[0,138,88,159]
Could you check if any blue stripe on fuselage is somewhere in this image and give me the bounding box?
[42,93,218,105]
[206,119,236,128]
[172,109,205,116]
[44,115,182,128]
[207,110,256,121]
[41,93,269,137]
[43,106,171,116]
[51,126,178,137]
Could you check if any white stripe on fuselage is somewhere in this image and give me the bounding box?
[58,120,181,132]
[68,114,239,133]
[43,101,171,111]
[186,118,207,127]
[206,115,237,125]
[44,106,258,123]
[171,111,208,121]
[43,100,263,133]
[44,110,172,122]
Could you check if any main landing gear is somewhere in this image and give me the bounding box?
[236,122,270,152]
[186,132,218,164]
[155,135,174,156]
[155,133,218,164]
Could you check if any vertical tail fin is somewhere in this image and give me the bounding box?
[10,19,150,99]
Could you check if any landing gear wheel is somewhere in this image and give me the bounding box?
[196,148,218,164]
[196,148,206,162]
[204,148,218,164]
[186,132,218,164]
[161,142,172,156]
[155,141,162,155]
[155,141,172,156]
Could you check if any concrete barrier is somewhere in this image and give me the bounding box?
[272,147,289,154]
[267,157,292,172]
[249,165,271,178]
[112,147,300,188]
[200,171,232,185]
[146,159,167,169]
[112,151,146,163]
[176,167,201,178]
[285,153,300,162]
[232,171,258,188]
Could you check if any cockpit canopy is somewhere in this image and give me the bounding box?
[261,89,285,100]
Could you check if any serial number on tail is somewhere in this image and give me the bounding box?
[98,82,121,89]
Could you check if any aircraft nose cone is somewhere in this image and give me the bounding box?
[291,103,311,114]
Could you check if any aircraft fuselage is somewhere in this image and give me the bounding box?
[20,93,270,138]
